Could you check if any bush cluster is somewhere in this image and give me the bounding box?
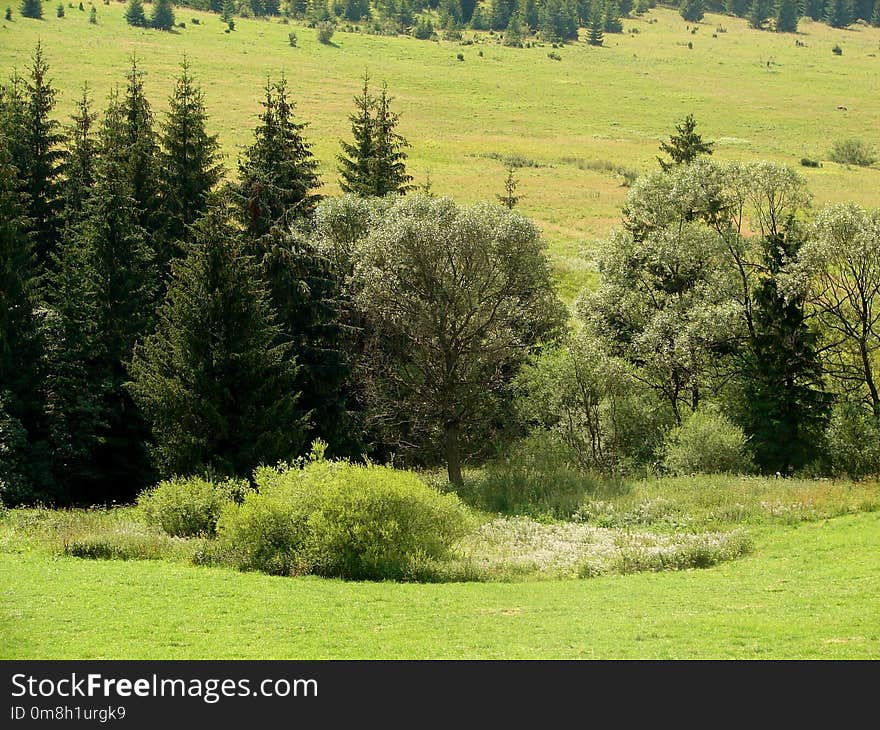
[138,476,247,537]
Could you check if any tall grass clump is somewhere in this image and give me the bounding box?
[138,476,247,537]
[214,458,473,580]
[828,138,878,167]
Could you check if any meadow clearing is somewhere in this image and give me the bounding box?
[2,4,879,296]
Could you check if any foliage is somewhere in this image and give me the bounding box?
[825,399,880,479]
[337,75,413,198]
[124,0,147,25]
[138,475,246,537]
[316,19,335,43]
[150,0,175,30]
[657,113,713,170]
[215,457,472,579]
[587,3,604,44]
[774,0,798,32]
[20,0,41,17]
[679,0,704,22]
[128,205,304,479]
[157,59,223,261]
[234,75,321,236]
[350,195,566,485]
[828,138,877,167]
[661,407,752,475]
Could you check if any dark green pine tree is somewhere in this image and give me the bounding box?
[658,114,714,170]
[128,205,305,478]
[125,0,147,25]
[587,3,604,44]
[20,0,42,17]
[158,59,223,265]
[235,75,321,237]
[60,86,99,224]
[679,0,704,22]
[45,93,157,503]
[802,0,825,19]
[113,59,163,245]
[853,0,872,19]
[604,0,623,31]
[337,74,376,197]
[18,43,66,273]
[221,0,234,22]
[490,0,516,29]
[150,0,174,29]
[872,0,880,25]
[824,0,854,26]
[369,83,413,197]
[724,0,750,16]
[774,0,799,31]
[0,136,55,505]
[747,0,770,27]
[253,226,356,456]
[741,229,831,475]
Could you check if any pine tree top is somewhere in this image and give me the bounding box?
[658,114,714,171]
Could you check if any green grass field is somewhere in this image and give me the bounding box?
[2,5,879,297]
[2,511,879,659]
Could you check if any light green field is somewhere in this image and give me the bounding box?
[2,512,879,658]
[2,6,879,297]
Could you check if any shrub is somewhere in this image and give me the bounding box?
[456,52,464,61]
[800,157,821,168]
[288,30,297,45]
[828,138,877,167]
[825,401,880,479]
[832,44,842,55]
[662,408,752,475]
[215,459,473,580]
[411,16,433,39]
[4,7,11,19]
[56,2,63,15]
[547,51,561,60]
[138,476,246,537]
[227,18,234,30]
[191,16,199,23]
[316,20,334,43]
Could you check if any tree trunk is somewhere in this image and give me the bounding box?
[444,422,463,487]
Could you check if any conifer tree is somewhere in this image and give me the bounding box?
[658,114,713,170]
[61,86,98,223]
[253,226,354,455]
[774,0,798,31]
[235,75,321,236]
[221,0,234,22]
[158,59,223,264]
[802,0,824,19]
[504,9,524,45]
[20,0,42,17]
[679,0,704,21]
[604,0,622,31]
[46,91,157,502]
[496,164,519,208]
[587,3,604,44]
[128,205,304,478]
[747,0,770,27]
[150,0,174,29]
[0,134,54,505]
[724,0,749,15]
[370,83,413,197]
[337,74,376,197]
[740,228,831,474]
[16,44,66,273]
[111,58,162,243]
[824,0,854,26]
[124,0,147,25]
[490,0,516,29]
[871,0,880,24]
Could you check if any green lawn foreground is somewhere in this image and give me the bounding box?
[2,511,878,659]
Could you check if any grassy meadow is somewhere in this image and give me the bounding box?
[2,475,878,658]
[2,5,880,297]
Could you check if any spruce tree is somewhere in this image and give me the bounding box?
[872,0,880,25]
[0,134,54,505]
[588,3,604,44]
[741,229,831,475]
[824,0,854,25]
[490,0,516,29]
[496,164,519,208]
[679,0,704,22]
[774,0,798,31]
[658,114,713,170]
[124,0,147,25]
[504,9,524,46]
[370,83,413,197]
[61,86,98,223]
[253,226,355,455]
[235,75,321,236]
[112,58,162,245]
[604,0,622,31]
[747,0,770,27]
[158,59,223,264]
[19,43,66,273]
[20,0,42,17]
[150,0,174,29]
[337,74,376,197]
[221,0,234,22]
[128,205,304,478]
[46,92,157,502]
[802,0,824,19]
